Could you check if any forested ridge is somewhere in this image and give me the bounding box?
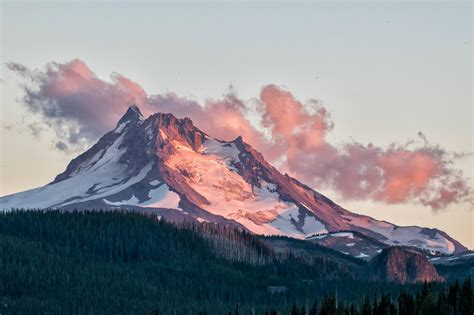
[0,210,471,314]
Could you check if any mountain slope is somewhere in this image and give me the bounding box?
[4,210,457,314]
[0,105,466,255]
[307,231,389,260]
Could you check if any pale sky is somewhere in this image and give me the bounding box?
[1,1,472,248]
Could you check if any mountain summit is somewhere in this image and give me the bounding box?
[0,105,466,257]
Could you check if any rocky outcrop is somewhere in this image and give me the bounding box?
[369,247,444,283]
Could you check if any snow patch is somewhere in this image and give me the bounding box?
[159,129,168,140]
[104,184,181,210]
[104,195,141,206]
[115,122,128,133]
[332,232,354,239]
[142,185,181,209]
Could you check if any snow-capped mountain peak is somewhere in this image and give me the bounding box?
[0,106,467,256]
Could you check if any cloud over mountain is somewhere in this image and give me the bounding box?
[6,59,471,210]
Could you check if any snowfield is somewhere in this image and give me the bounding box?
[342,215,456,254]
[165,137,329,238]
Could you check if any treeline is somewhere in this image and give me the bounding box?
[263,280,472,315]
[0,210,470,314]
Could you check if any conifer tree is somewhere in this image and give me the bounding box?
[459,277,473,315]
[309,300,318,315]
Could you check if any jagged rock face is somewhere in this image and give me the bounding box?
[369,247,444,283]
[0,106,467,256]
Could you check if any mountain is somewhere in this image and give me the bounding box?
[0,105,467,256]
[368,247,444,283]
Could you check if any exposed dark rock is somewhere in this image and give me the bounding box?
[117,104,143,125]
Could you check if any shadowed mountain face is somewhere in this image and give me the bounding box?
[0,105,467,256]
[369,247,444,283]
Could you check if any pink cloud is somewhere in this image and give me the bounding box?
[376,150,439,203]
[256,84,471,210]
[7,59,472,210]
